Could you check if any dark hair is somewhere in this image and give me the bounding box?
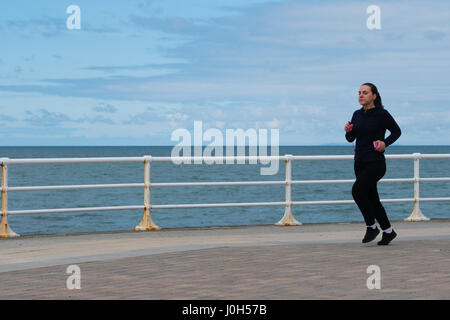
[362,82,383,109]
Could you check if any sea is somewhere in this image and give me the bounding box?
[1,146,449,236]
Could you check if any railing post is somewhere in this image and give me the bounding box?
[405,153,429,222]
[276,154,301,226]
[1,158,19,238]
[134,155,161,231]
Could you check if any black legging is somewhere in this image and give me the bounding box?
[352,160,391,230]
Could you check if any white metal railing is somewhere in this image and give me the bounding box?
[1,153,450,238]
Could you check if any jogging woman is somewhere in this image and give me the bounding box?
[345,83,401,245]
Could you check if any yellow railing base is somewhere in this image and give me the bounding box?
[133,225,161,231]
[0,219,19,238]
[275,221,302,226]
[404,207,430,222]
[133,209,161,231]
[275,209,302,226]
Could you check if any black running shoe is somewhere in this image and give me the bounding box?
[362,227,380,243]
[377,230,397,246]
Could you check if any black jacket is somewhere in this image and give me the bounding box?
[345,106,401,162]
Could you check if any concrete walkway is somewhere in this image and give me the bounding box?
[0,219,449,299]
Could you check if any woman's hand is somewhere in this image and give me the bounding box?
[374,140,386,152]
[345,122,353,132]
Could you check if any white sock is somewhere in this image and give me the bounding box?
[383,227,393,234]
[368,224,377,229]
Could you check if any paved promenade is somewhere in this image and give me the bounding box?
[0,219,449,299]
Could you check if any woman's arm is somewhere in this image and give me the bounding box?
[382,110,401,147]
[345,113,356,142]
[345,130,356,142]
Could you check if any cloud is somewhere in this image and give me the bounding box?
[25,109,71,126]
[137,0,155,9]
[0,16,121,38]
[0,115,18,122]
[1,1,449,104]
[424,30,446,41]
[2,17,65,38]
[82,24,122,34]
[23,55,36,62]
[83,63,183,74]
[24,109,72,126]
[92,103,118,113]
[77,115,116,124]
[122,108,188,125]
[129,14,207,35]
[23,109,116,126]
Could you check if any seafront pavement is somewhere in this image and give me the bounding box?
[0,219,449,299]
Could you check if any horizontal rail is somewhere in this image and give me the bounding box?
[3,157,145,165]
[292,178,415,184]
[417,154,450,159]
[292,198,415,205]
[152,201,286,209]
[151,156,288,163]
[420,177,450,182]
[146,197,450,210]
[152,181,285,187]
[4,183,144,192]
[157,154,450,162]
[153,178,416,187]
[8,205,144,215]
[419,197,450,202]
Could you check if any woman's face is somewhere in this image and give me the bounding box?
[358,85,376,107]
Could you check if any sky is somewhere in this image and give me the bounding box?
[0,0,449,146]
